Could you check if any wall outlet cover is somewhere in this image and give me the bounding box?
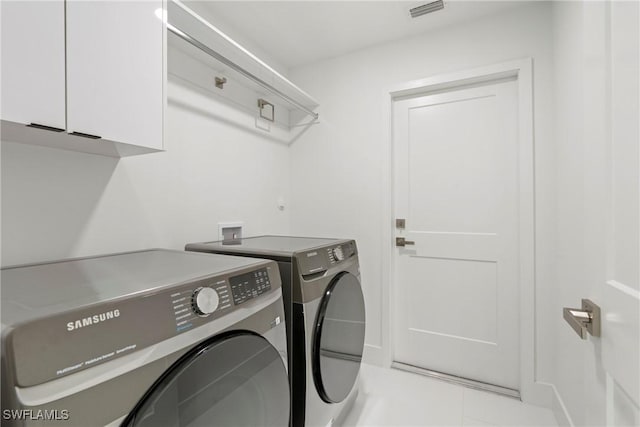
[218,222,244,242]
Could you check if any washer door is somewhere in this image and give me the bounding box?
[122,331,289,427]
[312,272,366,403]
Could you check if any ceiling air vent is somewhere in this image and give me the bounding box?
[410,0,445,18]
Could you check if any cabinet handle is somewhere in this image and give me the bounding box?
[27,123,65,133]
[69,131,102,140]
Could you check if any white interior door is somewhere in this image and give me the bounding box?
[393,78,521,390]
[601,1,640,423]
[579,1,639,424]
[550,2,638,424]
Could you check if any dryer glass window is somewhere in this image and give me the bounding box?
[312,272,366,403]
[123,332,289,427]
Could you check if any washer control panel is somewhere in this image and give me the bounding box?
[171,278,231,332]
[5,259,282,387]
[229,268,271,305]
[171,266,272,333]
[192,286,220,316]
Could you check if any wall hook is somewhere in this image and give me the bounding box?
[215,76,227,89]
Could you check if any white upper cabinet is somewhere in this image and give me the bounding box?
[1,1,66,129]
[66,1,164,151]
[0,1,164,157]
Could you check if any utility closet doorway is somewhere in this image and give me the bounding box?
[389,61,534,397]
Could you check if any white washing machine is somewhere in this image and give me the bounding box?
[186,236,366,427]
[1,249,289,426]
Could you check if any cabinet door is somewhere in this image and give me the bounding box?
[66,1,164,150]
[1,1,66,129]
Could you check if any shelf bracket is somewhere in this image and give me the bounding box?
[167,0,319,121]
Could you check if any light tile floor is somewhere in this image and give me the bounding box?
[342,364,558,427]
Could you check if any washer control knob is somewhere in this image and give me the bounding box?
[192,287,219,316]
[332,246,345,262]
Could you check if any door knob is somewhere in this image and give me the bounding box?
[563,299,601,339]
[395,237,415,247]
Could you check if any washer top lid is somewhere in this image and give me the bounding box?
[187,235,347,258]
[1,249,264,326]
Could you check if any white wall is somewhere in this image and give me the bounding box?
[288,1,556,389]
[552,3,597,423]
[1,77,291,266]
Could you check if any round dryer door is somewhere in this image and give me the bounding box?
[312,272,366,403]
[122,331,289,427]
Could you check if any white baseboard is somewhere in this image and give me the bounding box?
[519,380,552,408]
[362,344,384,366]
[549,382,574,427]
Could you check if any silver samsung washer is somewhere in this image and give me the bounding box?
[186,236,366,427]
[1,249,289,427]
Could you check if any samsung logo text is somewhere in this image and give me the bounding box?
[67,309,120,331]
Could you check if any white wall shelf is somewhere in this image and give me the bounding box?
[166,0,319,143]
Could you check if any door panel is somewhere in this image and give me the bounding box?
[405,257,498,345]
[407,93,511,234]
[393,79,520,390]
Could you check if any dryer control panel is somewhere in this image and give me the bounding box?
[297,240,357,276]
[293,240,359,304]
[327,241,357,265]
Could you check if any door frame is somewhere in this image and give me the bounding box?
[380,58,550,405]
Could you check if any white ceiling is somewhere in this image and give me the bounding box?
[194,1,532,70]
